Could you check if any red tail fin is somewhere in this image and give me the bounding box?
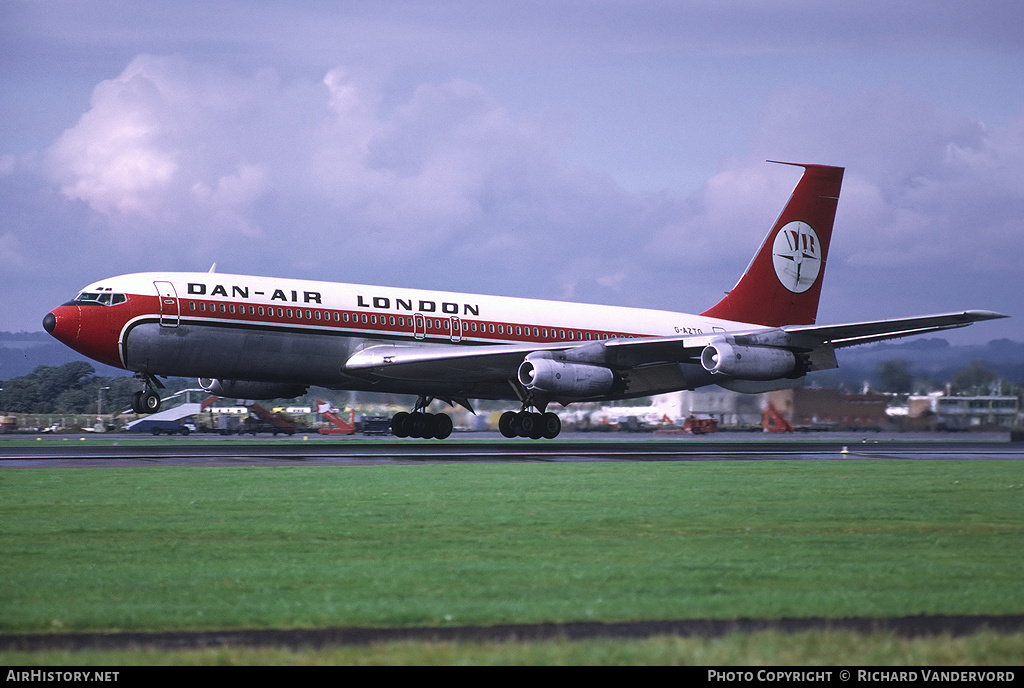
[700,162,844,326]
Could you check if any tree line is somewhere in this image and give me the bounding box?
[0,363,186,415]
[1,357,1019,416]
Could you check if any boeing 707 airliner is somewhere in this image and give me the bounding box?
[43,162,1006,439]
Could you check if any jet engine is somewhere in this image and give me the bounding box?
[700,340,800,380]
[517,358,615,397]
[198,378,308,399]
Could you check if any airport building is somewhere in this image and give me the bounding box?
[909,393,1020,430]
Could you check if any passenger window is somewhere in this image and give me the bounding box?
[200,303,206,312]
[287,309,293,318]
[190,302,196,311]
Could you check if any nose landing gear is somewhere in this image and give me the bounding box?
[130,373,165,414]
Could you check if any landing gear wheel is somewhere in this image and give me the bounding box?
[391,412,411,438]
[526,412,544,440]
[541,412,561,439]
[498,411,517,438]
[515,411,531,438]
[409,412,430,438]
[131,391,144,414]
[138,391,161,414]
[432,414,453,440]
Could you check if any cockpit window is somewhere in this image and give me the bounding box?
[73,292,127,306]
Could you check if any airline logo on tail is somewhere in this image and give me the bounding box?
[772,221,821,293]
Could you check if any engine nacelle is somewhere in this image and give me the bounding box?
[198,378,308,400]
[517,358,615,397]
[700,340,799,380]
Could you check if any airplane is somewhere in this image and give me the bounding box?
[42,161,1006,439]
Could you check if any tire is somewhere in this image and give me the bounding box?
[541,412,561,439]
[141,391,161,414]
[433,414,453,440]
[527,412,544,440]
[409,412,429,438]
[131,391,144,414]
[498,411,517,438]
[515,411,532,438]
[180,427,190,436]
[391,412,411,438]
[151,428,162,436]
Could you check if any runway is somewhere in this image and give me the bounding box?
[1,432,1021,467]
[4,614,1023,652]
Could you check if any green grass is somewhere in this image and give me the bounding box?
[2,461,1022,635]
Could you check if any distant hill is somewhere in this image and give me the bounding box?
[0,332,131,379]
[3,331,1022,389]
[811,338,1024,389]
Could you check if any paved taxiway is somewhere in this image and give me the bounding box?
[1,432,1020,467]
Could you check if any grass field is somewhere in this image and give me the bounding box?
[2,460,1022,662]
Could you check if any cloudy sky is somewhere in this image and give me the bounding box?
[2,1,1022,344]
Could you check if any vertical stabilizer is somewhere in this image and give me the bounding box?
[701,162,844,326]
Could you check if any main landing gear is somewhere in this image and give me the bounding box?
[388,396,562,440]
[498,410,561,440]
[390,411,453,439]
[390,395,454,439]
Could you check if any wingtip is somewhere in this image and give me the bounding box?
[964,309,1010,321]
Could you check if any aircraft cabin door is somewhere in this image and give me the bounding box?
[450,316,462,343]
[154,281,179,328]
[413,313,425,340]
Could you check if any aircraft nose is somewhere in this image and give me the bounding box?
[43,306,81,344]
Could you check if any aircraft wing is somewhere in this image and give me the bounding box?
[344,310,1007,383]
[344,341,569,381]
[783,310,1009,348]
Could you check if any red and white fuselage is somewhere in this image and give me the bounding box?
[44,270,749,401]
